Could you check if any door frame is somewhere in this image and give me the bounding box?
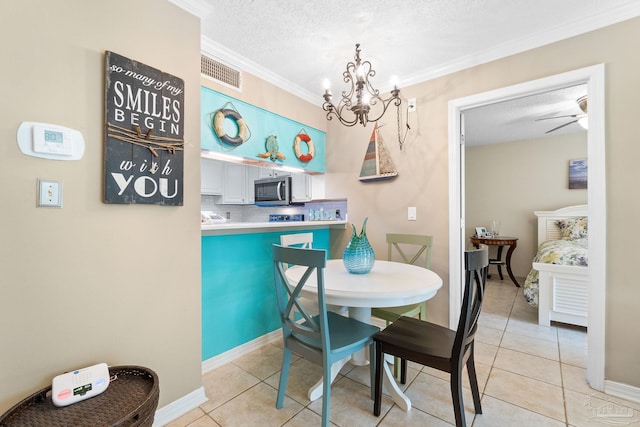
[448,64,606,390]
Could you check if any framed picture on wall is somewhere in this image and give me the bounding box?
[569,159,587,189]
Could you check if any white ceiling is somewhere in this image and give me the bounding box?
[172,0,640,144]
[463,83,588,145]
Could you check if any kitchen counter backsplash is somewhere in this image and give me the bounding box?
[201,195,347,223]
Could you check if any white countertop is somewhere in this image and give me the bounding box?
[201,220,347,235]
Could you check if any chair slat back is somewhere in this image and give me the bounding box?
[280,232,313,249]
[454,245,489,356]
[280,233,314,271]
[386,233,433,268]
[272,244,328,351]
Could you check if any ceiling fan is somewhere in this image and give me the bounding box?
[536,95,588,134]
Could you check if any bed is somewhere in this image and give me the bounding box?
[523,205,589,327]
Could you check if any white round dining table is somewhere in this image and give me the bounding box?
[285,258,443,412]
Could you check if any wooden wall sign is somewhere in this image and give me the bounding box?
[104,51,184,205]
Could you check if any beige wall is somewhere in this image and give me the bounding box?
[0,0,202,413]
[327,18,640,387]
[466,133,587,277]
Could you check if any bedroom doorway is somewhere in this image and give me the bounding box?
[447,64,606,390]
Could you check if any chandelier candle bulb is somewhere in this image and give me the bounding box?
[391,75,399,91]
[323,79,331,95]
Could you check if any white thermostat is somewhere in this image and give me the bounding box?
[33,123,74,156]
[17,121,85,160]
[52,362,110,407]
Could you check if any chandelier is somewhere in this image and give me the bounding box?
[322,44,401,127]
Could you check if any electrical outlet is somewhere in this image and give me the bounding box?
[408,98,417,113]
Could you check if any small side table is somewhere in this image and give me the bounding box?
[470,236,520,287]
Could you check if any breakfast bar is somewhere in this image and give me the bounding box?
[201,220,347,362]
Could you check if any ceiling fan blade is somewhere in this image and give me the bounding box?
[536,114,584,121]
[546,119,578,133]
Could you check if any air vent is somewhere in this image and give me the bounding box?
[201,55,241,89]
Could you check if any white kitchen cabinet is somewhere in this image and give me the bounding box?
[221,163,248,204]
[201,157,223,195]
[258,168,290,179]
[257,168,272,179]
[291,173,312,202]
[220,163,259,204]
[311,174,326,200]
[246,165,259,203]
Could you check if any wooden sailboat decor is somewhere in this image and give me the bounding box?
[359,123,398,182]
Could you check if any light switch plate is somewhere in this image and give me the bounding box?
[408,206,417,221]
[38,179,63,207]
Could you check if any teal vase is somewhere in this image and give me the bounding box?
[342,217,375,274]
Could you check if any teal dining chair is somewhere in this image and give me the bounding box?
[279,232,314,272]
[272,244,380,427]
[280,232,313,251]
[280,232,346,315]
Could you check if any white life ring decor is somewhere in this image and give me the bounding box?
[213,108,247,146]
[293,133,314,162]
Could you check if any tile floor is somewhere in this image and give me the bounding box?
[167,278,640,426]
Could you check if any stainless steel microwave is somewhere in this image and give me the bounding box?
[254,176,291,206]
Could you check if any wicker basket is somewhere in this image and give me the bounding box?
[0,365,159,427]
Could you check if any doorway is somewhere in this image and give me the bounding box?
[447,65,606,390]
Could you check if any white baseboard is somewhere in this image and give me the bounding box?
[152,330,282,425]
[202,329,281,373]
[152,386,207,427]
[605,379,640,404]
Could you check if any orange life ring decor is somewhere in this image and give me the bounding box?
[212,108,247,146]
[293,133,314,162]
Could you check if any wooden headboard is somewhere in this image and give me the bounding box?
[533,205,588,245]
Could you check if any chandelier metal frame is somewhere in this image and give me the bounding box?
[322,44,401,127]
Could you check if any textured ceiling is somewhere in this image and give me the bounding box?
[464,83,588,145]
[173,0,640,144]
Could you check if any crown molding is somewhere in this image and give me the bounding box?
[400,5,640,89]
[200,37,319,106]
[167,0,213,19]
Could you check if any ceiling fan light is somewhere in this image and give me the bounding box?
[577,95,588,114]
[578,117,588,129]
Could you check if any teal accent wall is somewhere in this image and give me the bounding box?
[201,86,326,173]
[201,229,331,360]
